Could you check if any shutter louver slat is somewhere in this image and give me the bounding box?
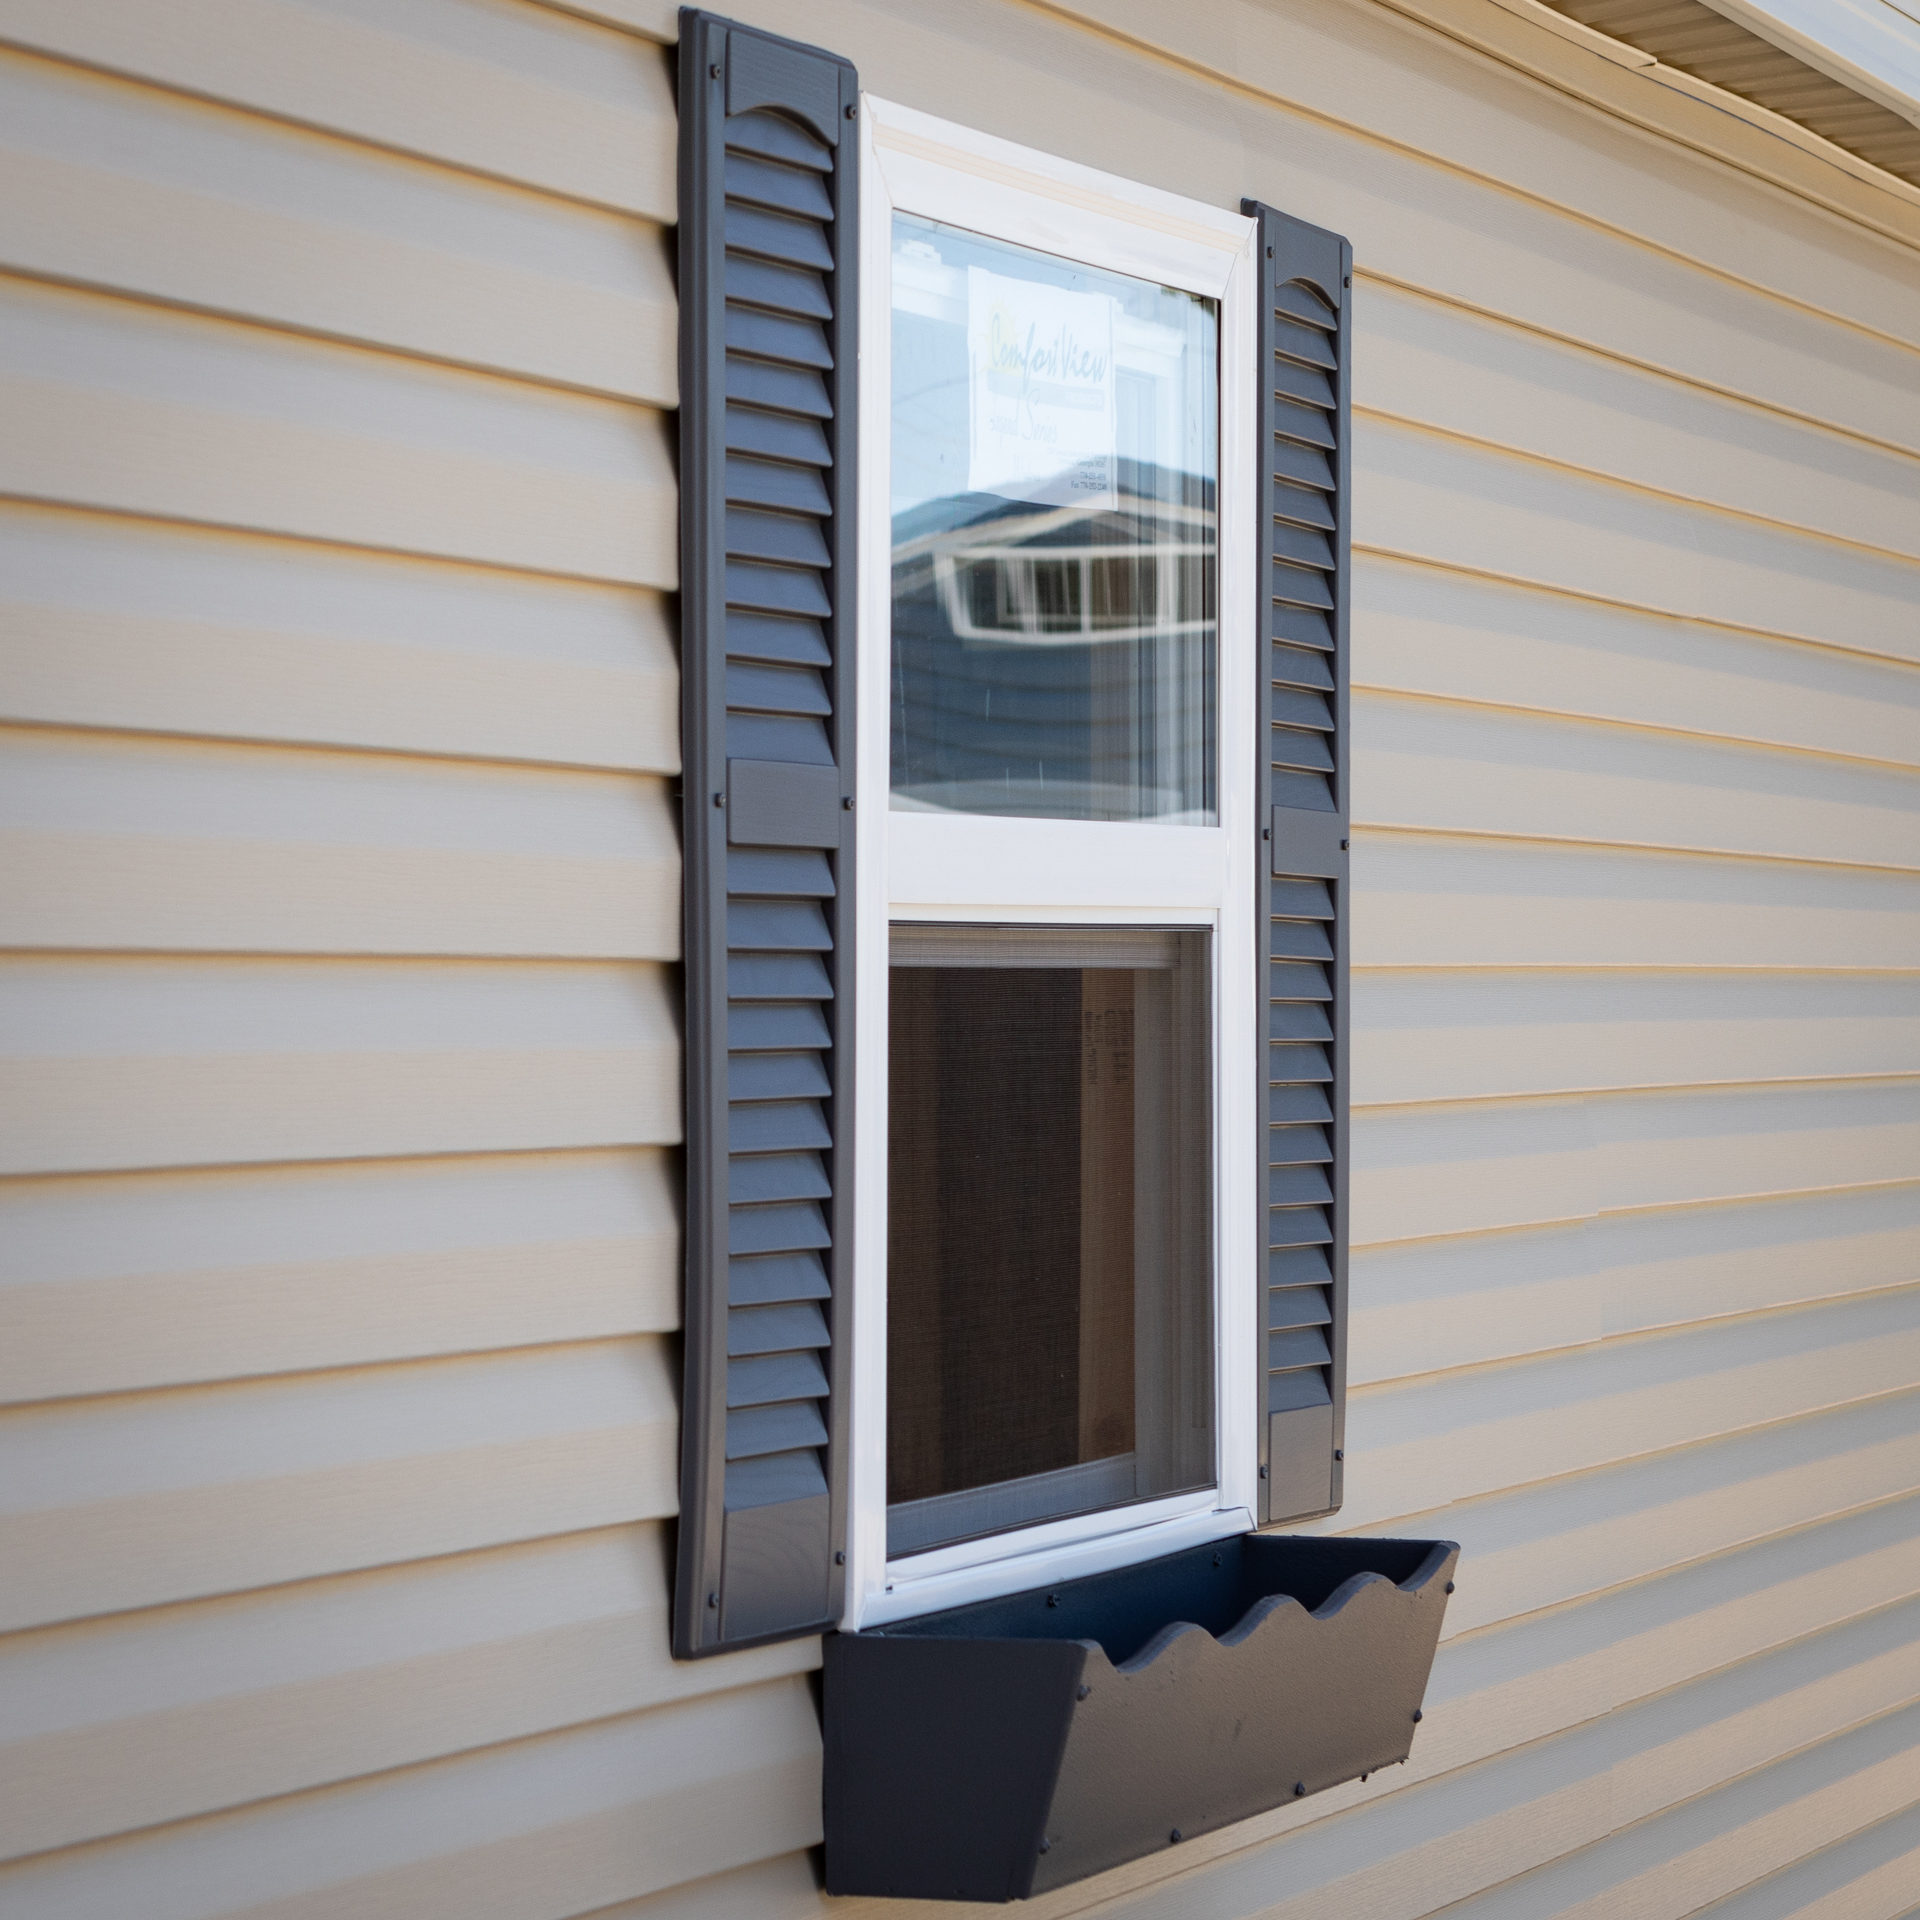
[729,1401,831,1458]
[678,10,858,1658]
[1246,198,1351,1529]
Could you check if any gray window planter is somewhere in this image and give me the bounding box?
[823,1532,1458,1901]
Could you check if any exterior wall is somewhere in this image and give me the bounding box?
[1,3,1917,1919]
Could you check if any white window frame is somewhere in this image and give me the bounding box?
[846,95,1260,1631]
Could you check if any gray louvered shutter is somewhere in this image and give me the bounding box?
[675,10,857,1658]
[1243,201,1351,1528]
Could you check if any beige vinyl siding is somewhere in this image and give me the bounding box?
[1,2,1917,1920]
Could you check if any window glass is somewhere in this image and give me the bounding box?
[886,925,1215,1556]
[889,214,1219,822]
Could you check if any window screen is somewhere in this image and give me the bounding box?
[886,925,1214,1556]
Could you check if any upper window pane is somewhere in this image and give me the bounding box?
[889,214,1218,823]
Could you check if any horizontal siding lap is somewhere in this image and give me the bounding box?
[1429,1703,1920,1920]
[0,1148,682,1404]
[0,1677,819,1917]
[0,54,677,405]
[0,956,682,1175]
[0,0,679,218]
[0,726,680,956]
[0,281,676,583]
[0,1338,679,1632]
[1352,1078,1920,1247]
[1352,283,1920,564]
[1683,1799,1920,1915]
[1354,694,1920,868]
[1267,117,1920,456]
[0,507,681,772]
[1353,559,1920,764]
[1356,418,1920,661]
[1352,831,1920,968]
[1415,1390,1920,1632]
[1353,969,1920,1105]
[1343,1285,1920,1523]
[1428,1489,1920,1753]
[1350,1182,1920,1383]
[0,1523,817,1865]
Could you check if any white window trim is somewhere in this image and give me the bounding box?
[845,96,1261,1632]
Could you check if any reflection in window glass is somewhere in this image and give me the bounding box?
[890,215,1218,822]
[886,925,1215,1557]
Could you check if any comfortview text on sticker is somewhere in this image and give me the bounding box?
[967,267,1117,510]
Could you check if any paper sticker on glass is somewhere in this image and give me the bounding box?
[890,215,1218,822]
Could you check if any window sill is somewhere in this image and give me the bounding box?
[823,1530,1459,1902]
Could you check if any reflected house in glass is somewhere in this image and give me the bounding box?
[888,473,1217,823]
[888,215,1218,825]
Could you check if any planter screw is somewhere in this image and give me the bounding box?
[1293,1781,1306,1797]
[1077,1684,1091,1700]
[1170,1828,1183,1844]
[1412,1709,1424,1723]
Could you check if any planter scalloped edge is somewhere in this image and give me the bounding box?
[824,1531,1459,1901]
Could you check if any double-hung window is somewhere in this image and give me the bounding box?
[848,102,1260,1625]
[673,10,1350,1659]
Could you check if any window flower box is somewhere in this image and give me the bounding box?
[823,1531,1459,1901]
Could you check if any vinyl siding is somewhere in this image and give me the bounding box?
[1,2,1917,1919]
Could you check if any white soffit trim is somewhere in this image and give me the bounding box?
[1695,0,1920,125]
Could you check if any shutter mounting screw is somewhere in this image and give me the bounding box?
[1077,1684,1091,1700]
[1170,1828,1184,1843]
[706,1591,718,1609]
[713,791,724,807]
[1334,1449,1344,1461]
[709,62,721,77]
[1293,1781,1306,1797]
[1038,1839,1051,1854]
[847,102,858,119]
[1412,1708,1424,1723]
[1445,1580,1455,1593]
[1259,1464,1269,1478]
[843,794,854,809]
[1046,1593,1060,1607]
[835,1550,846,1565]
